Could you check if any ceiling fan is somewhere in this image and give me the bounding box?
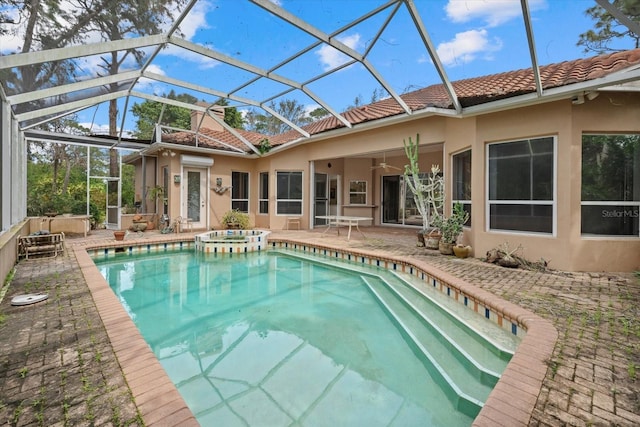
[371,153,402,171]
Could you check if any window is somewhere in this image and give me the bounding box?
[231,171,249,212]
[581,134,640,236]
[452,150,471,226]
[259,172,269,214]
[277,171,303,215]
[349,180,367,205]
[487,137,555,233]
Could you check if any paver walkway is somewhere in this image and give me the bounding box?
[0,227,638,426]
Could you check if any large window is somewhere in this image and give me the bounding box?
[581,134,640,236]
[349,180,367,205]
[487,137,555,233]
[259,172,269,214]
[277,171,303,215]
[231,171,249,212]
[452,150,471,226]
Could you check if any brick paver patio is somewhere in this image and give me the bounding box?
[0,227,638,426]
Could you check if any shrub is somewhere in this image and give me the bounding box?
[221,210,250,229]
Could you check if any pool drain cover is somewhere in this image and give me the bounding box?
[11,294,48,306]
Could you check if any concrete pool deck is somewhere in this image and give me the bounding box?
[1,227,638,426]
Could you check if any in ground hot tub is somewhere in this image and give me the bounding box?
[195,229,270,254]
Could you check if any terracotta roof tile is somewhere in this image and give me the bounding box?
[162,49,640,153]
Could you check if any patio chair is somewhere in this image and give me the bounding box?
[174,216,193,233]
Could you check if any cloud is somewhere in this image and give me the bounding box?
[315,33,362,71]
[445,0,546,27]
[175,0,211,40]
[436,29,503,67]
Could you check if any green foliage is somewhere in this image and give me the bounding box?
[308,107,330,120]
[403,134,444,231]
[244,99,312,135]
[131,94,246,138]
[258,138,272,154]
[582,134,639,201]
[216,98,244,129]
[221,210,250,229]
[131,91,198,139]
[432,203,469,244]
[578,1,640,54]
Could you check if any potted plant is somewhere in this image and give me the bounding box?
[221,209,250,229]
[403,134,444,248]
[146,185,165,212]
[453,244,472,258]
[433,202,469,255]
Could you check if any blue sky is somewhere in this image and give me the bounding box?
[1,0,635,135]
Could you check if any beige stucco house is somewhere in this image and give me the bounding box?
[128,49,640,272]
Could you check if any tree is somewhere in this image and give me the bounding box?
[131,91,199,139]
[244,99,312,135]
[215,98,244,129]
[131,94,245,138]
[578,0,640,54]
[308,107,330,120]
[344,88,386,111]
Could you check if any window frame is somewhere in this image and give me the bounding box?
[486,136,557,235]
[231,171,249,213]
[581,133,640,237]
[452,149,472,227]
[276,171,303,216]
[348,180,368,205]
[258,172,269,215]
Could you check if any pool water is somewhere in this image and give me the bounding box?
[94,249,519,426]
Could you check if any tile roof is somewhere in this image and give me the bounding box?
[162,48,640,153]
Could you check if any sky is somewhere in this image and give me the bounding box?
[0,0,635,135]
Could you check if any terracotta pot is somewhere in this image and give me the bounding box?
[438,241,454,255]
[453,245,472,258]
[424,230,442,250]
[113,230,126,241]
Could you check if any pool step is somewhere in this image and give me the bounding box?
[361,275,506,416]
[388,271,514,368]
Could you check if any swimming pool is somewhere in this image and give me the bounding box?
[94,248,519,426]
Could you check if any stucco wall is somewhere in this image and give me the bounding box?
[136,94,639,272]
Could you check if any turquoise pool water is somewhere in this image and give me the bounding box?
[94,249,518,426]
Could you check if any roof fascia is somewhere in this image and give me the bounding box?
[456,67,640,117]
[250,0,411,115]
[0,34,167,70]
[142,141,254,159]
[404,0,461,113]
[265,67,640,155]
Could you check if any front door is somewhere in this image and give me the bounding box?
[183,168,207,229]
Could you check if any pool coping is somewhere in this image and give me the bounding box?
[75,236,558,426]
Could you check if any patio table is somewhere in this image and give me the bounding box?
[316,215,372,240]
